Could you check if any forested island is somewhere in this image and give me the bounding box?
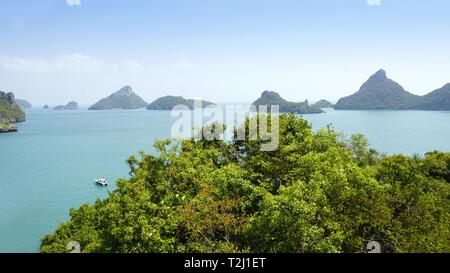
[89,86,148,110]
[147,96,216,110]
[252,91,323,114]
[313,99,334,108]
[0,91,26,133]
[335,69,450,110]
[16,99,32,109]
[54,101,78,110]
[41,114,450,253]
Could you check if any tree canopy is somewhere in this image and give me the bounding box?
[41,114,450,253]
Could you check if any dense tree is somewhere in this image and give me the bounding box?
[40,114,450,253]
[0,91,26,123]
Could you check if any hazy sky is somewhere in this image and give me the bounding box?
[1,0,450,105]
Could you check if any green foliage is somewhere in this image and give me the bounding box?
[0,120,17,132]
[374,155,450,252]
[1,121,13,127]
[40,114,450,253]
[0,94,25,123]
[423,151,450,182]
[348,133,380,167]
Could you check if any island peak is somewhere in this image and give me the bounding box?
[113,85,134,97]
[367,69,387,83]
[335,70,417,110]
[89,86,148,110]
[313,99,335,108]
[335,70,450,110]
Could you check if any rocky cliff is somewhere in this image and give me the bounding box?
[0,91,25,133]
[0,91,26,123]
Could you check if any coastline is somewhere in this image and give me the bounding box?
[0,124,18,133]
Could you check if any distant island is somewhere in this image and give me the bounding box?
[0,91,26,133]
[313,99,335,108]
[16,99,32,109]
[54,101,78,110]
[147,96,216,110]
[413,83,450,111]
[335,69,450,110]
[251,91,323,114]
[89,86,148,110]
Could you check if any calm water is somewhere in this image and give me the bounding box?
[1,107,450,252]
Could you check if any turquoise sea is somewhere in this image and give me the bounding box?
[1,107,450,252]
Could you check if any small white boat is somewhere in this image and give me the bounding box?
[95,179,109,186]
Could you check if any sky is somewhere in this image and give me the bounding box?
[1,0,450,106]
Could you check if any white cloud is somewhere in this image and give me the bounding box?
[0,54,108,72]
[367,0,382,6]
[0,54,198,75]
[66,0,81,6]
[124,59,145,71]
[173,61,199,71]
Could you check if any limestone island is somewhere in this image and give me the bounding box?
[89,86,148,110]
[147,96,216,110]
[251,91,324,114]
[313,99,335,108]
[54,101,79,110]
[16,99,32,109]
[0,91,26,133]
[335,69,450,110]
